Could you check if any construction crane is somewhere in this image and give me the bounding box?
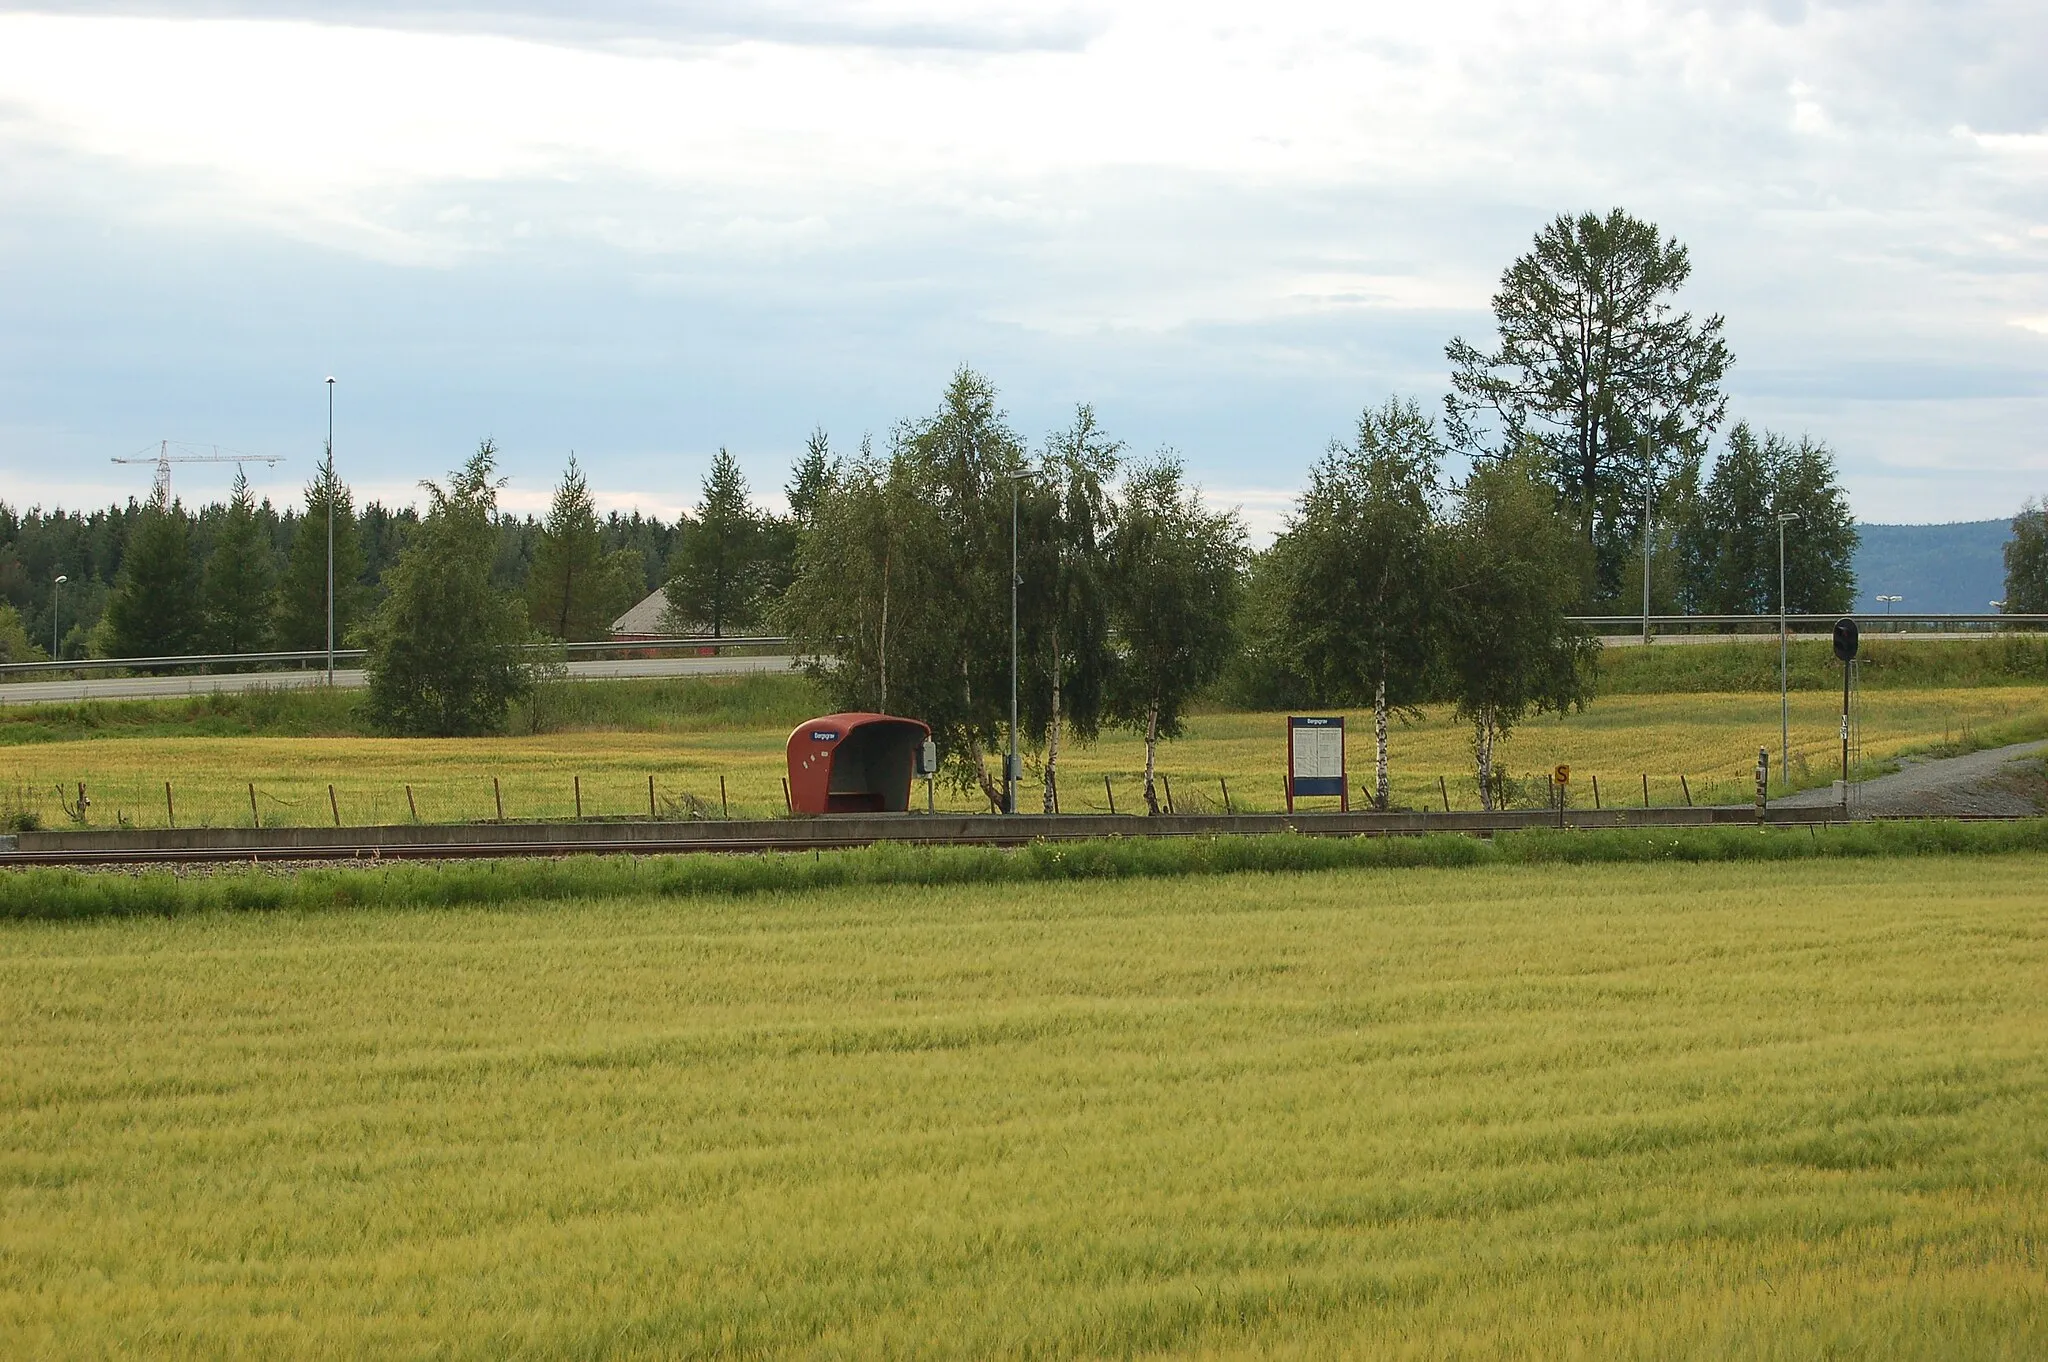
[111,440,285,502]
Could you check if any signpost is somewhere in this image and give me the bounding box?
[1286,716,1347,812]
[1833,617,1859,800]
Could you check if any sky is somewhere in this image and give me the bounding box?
[0,0,2042,540]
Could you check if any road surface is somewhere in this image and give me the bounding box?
[1776,738,2048,817]
[0,655,803,705]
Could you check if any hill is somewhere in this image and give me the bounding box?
[1852,519,2010,613]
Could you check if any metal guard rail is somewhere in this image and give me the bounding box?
[0,637,794,677]
[1572,614,2047,629]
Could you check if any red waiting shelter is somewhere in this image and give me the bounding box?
[785,713,933,814]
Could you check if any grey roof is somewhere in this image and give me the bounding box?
[612,586,683,637]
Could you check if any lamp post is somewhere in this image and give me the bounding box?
[51,575,66,659]
[1640,433,1655,645]
[1777,511,1800,789]
[1876,594,1900,615]
[1008,475,1019,815]
[324,376,336,686]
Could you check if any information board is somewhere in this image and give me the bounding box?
[1286,715,1348,811]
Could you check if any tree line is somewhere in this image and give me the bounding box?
[7,207,2042,796]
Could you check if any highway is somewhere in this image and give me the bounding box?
[0,654,802,705]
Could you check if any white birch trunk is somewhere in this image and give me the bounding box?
[1373,674,1390,812]
[1043,642,1061,815]
[1143,704,1161,816]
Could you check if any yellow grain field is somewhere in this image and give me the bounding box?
[2,856,2044,1356]
[3,686,2041,828]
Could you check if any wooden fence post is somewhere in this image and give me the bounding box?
[249,783,259,829]
[406,785,418,822]
[574,775,582,820]
[1104,774,1116,815]
[493,777,504,821]
[1680,774,1693,807]
[720,776,729,818]
[1219,777,1232,814]
[164,781,175,828]
[329,784,340,826]
[1439,775,1450,812]
[1162,774,1175,815]
[1642,773,1650,807]
[1591,774,1601,811]
[648,775,657,819]
[782,777,792,813]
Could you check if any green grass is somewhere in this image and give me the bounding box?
[1593,635,2048,694]
[6,819,2048,922]
[3,853,2044,1356]
[0,672,829,746]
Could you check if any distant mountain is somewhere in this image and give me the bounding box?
[1852,519,2012,615]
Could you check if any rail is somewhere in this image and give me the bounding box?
[0,637,794,679]
[1570,613,2047,631]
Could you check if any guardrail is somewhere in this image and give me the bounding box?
[1572,614,2048,632]
[0,637,794,679]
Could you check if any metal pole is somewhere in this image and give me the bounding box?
[51,576,65,658]
[1007,478,1019,816]
[1779,516,1789,789]
[325,376,336,686]
[1641,434,1652,645]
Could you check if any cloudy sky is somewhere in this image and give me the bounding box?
[0,0,2042,535]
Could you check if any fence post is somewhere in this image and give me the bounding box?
[1591,774,1601,810]
[720,776,729,818]
[1680,774,1693,807]
[1104,774,1116,815]
[649,775,657,819]
[494,777,504,822]
[1162,774,1175,815]
[1439,775,1450,812]
[574,776,582,820]
[1219,777,1232,814]
[164,781,175,828]
[249,782,259,829]
[782,777,792,814]
[1642,773,1649,807]
[329,784,340,827]
[406,785,418,822]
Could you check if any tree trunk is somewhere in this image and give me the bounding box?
[971,745,1002,810]
[1143,704,1161,816]
[1373,673,1390,812]
[1474,708,1495,812]
[877,546,890,713]
[1043,634,1061,815]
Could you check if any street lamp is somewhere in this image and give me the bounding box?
[1776,511,1800,789]
[1876,594,1901,615]
[325,376,336,686]
[1640,433,1655,645]
[51,575,66,659]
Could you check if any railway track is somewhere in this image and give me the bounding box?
[0,804,2004,868]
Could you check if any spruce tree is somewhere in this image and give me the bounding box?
[277,450,367,651]
[527,454,638,641]
[102,491,201,660]
[202,469,278,654]
[663,449,765,637]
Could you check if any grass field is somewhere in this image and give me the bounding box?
[3,854,2044,1356]
[4,681,2044,828]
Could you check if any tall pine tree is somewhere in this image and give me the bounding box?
[102,490,200,660]
[277,450,367,651]
[663,449,766,637]
[202,469,278,654]
[527,454,639,641]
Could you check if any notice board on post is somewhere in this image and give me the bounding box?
[1286,715,1347,812]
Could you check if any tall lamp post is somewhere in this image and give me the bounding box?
[1776,510,1800,789]
[51,575,66,659]
[1640,433,1655,644]
[324,376,336,685]
[1876,594,1901,615]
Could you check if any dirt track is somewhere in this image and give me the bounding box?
[1778,739,2048,818]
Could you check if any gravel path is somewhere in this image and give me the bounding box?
[1777,738,2048,817]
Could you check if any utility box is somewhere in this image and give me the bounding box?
[785,713,933,814]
